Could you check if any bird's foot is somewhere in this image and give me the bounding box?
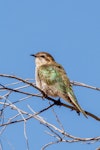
[57,97,61,103]
[42,92,47,99]
[76,111,80,116]
[55,98,61,105]
[70,107,80,116]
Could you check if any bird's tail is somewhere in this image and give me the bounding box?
[67,91,88,118]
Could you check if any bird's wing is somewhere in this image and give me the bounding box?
[39,64,87,118]
[38,63,69,93]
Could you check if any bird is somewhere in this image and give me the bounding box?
[31,52,87,118]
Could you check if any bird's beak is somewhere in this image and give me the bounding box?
[30,54,36,57]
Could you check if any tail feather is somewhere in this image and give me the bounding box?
[67,92,88,118]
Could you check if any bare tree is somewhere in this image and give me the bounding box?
[0,74,100,150]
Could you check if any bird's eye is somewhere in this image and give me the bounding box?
[41,55,45,58]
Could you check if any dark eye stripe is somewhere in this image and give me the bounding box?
[41,55,45,58]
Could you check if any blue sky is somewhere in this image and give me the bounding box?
[0,0,100,150]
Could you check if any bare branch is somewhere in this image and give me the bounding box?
[0,73,100,149]
[71,80,100,91]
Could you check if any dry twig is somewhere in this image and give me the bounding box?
[0,73,100,149]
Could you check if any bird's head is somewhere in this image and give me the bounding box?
[31,52,55,67]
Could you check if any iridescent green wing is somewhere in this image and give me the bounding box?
[39,64,87,117]
[38,64,68,92]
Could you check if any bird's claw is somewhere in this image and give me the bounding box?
[42,92,47,99]
[57,98,61,103]
[70,107,80,116]
[76,111,80,116]
[55,98,61,105]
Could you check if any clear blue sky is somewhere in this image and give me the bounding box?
[0,0,100,150]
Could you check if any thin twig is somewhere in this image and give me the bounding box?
[41,140,60,150]
[0,73,100,149]
[71,81,100,91]
[24,121,30,150]
[0,102,100,144]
